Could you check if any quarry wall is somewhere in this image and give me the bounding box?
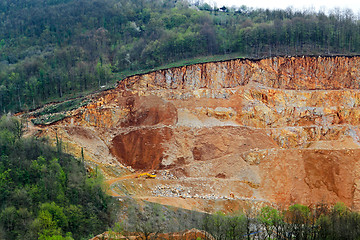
[36,56,360,209]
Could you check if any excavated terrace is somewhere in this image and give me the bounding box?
[29,56,360,212]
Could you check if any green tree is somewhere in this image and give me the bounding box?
[0,116,115,240]
[258,206,284,239]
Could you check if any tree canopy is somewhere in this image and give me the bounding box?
[0,0,359,113]
[0,116,115,240]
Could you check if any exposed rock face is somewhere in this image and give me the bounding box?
[120,56,360,90]
[33,56,360,210]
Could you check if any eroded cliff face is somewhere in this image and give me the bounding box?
[32,56,360,211]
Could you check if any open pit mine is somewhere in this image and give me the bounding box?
[28,56,360,212]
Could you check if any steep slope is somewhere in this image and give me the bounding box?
[29,56,360,211]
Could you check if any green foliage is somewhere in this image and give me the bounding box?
[33,98,88,117]
[33,210,63,239]
[30,98,90,125]
[203,211,247,240]
[287,204,311,224]
[1,0,360,113]
[0,115,23,142]
[110,222,124,234]
[333,201,348,214]
[0,116,116,240]
[258,206,284,239]
[200,203,360,239]
[258,206,283,226]
[316,203,360,240]
[31,113,67,125]
[41,234,74,240]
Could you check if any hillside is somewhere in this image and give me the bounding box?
[4,0,360,238]
[1,0,360,114]
[25,55,360,212]
[0,116,115,240]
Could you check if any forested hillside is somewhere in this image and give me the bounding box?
[0,0,359,113]
[0,116,115,240]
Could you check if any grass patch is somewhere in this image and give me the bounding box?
[31,98,90,125]
[33,98,87,117]
[31,113,67,125]
[115,53,244,81]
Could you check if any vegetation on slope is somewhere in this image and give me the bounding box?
[1,0,360,113]
[206,203,360,239]
[111,201,360,240]
[0,116,116,240]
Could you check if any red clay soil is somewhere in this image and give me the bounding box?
[110,127,173,170]
[121,95,178,127]
[190,126,278,162]
[259,149,360,207]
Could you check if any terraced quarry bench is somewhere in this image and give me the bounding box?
[28,56,360,212]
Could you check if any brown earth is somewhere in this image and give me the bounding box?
[27,56,360,212]
[111,127,173,170]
